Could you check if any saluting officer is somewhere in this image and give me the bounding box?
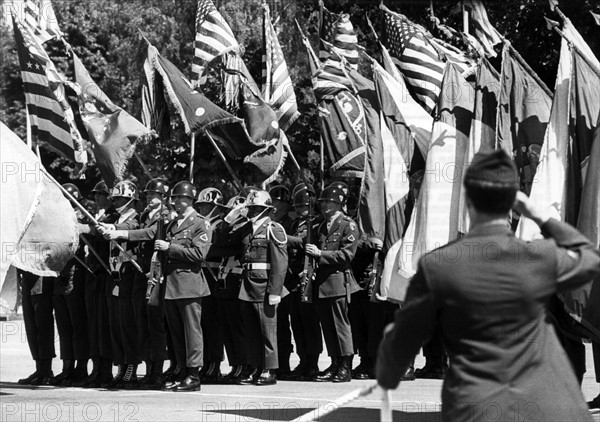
[234,190,288,386]
[105,178,174,390]
[305,185,360,383]
[51,184,90,386]
[194,187,227,383]
[285,186,323,381]
[128,181,210,392]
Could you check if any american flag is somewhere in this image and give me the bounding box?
[18,0,64,44]
[381,5,445,115]
[192,0,239,86]
[261,4,299,132]
[13,18,87,163]
[319,6,359,70]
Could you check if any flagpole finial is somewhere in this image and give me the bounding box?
[548,0,558,11]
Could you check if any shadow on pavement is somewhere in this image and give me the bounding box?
[211,407,441,421]
[0,382,56,391]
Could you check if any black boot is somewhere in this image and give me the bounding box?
[288,358,307,381]
[237,366,259,385]
[277,351,292,380]
[51,360,74,386]
[70,359,89,386]
[139,361,165,390]
[18,360,40,385]
[107,364,126,389]
[352,356,370,380]
[138,362,152,385]
[201,361,222,384]
[97,359,114,388]
[175,367,201,392]
[300,355,320,381]
[74,359,97,387]
[313,357,339,382]
[30,359,53,386]
[222,365,244,384]
[331,356,352,383]
[119,364,139,389]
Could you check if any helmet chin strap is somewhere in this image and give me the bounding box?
[115,197,134,214]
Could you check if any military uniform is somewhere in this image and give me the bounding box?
[237,217,288,373]
[314,213,360,357]
[130,210,211,372]
[286,216,323,378]
[19,271,55,384]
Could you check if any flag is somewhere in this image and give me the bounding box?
[591,11,600,26]
[141,57,171,140]
[10,0,64,44]
[144,43,260,161]
[239,82,286,184]
[261,4,299,132]
[374,48,433,163]
[13,18,87,164]
[462,0,502,58]
[496,44,552,195]
[380,5,445,114]
[458,57,500,234]
[395,63,474,301]
[370,61,414,299]
[71,53,152,188]
[1,122,78,288]
[431,17,482,60]
[318,5,359,70]
[192,0,239,86]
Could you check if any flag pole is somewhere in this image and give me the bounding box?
[544,18,600,76]
[204,131,245,193]
[134,151,153,179]
[51,178,145,275]
[282,140,314,192]
[380,388,392,421]
[189,133,196,182]
[462,1,469,35]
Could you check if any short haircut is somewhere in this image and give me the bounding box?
[464,179,517,215]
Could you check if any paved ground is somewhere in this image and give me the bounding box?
[1,320,598,421]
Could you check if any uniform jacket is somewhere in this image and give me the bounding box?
[128,210,210,300]
[287,217,320,292]
[314,213,360,298]
[201,215,224,293]
[377,219,600,422]
[238,218,288,302]
[209,220,243,299]
[108,208,140,297]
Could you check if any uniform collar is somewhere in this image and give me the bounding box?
[252,216,269,233]
[467,221,514,238]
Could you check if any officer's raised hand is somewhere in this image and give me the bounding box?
[305,243,321,257]
[154,240,170,251]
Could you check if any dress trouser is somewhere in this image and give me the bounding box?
[289,291,323,357]
[22,277,55,361]
[165,297,204,368]
[239,298,278,369]
[316,296,354,357]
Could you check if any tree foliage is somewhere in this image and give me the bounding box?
[1,0,598,197]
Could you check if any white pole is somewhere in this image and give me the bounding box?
[380,388,392,422]
[189,132,196,182]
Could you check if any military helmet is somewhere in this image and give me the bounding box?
[62,183,82,201]
[195,187,223,205]
[245,190,273,208]
[144,178,170,196]
[91,180,110,196]
[268,185,290,202]
[318,186,345,204]
[293,187,314,207]
[291,182,307,199]
[327,181,349,202]
[170,181,197,199]
[226,195,246,208]
[110,180,138,200]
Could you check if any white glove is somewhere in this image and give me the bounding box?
[268,294,281,306]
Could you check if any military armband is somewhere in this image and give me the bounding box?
[267,222,288,245]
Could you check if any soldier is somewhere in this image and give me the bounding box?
[232,190,288,386]
[98,181,141,389]
[17,271,55,385]
[376,149,600,422]
[268,185,295,378]
[51,184,90,386]
[305,185,360,383]
[104,178,174,390]
[285,186,323,381]
[194,187,227,383]
[76,181,119,388]
[211,195,249,384]
[125,181,210,392]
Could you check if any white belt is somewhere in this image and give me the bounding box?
[243,263,271,270]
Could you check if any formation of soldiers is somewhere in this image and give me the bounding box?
[17,177,449,391]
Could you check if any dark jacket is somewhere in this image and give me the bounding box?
[376,219,600,422]
[314,213,360,298]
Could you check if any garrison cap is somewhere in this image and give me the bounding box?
[464,149,519,189]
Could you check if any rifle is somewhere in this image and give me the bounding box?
[146,205,167,301]
[300,196,316,303]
